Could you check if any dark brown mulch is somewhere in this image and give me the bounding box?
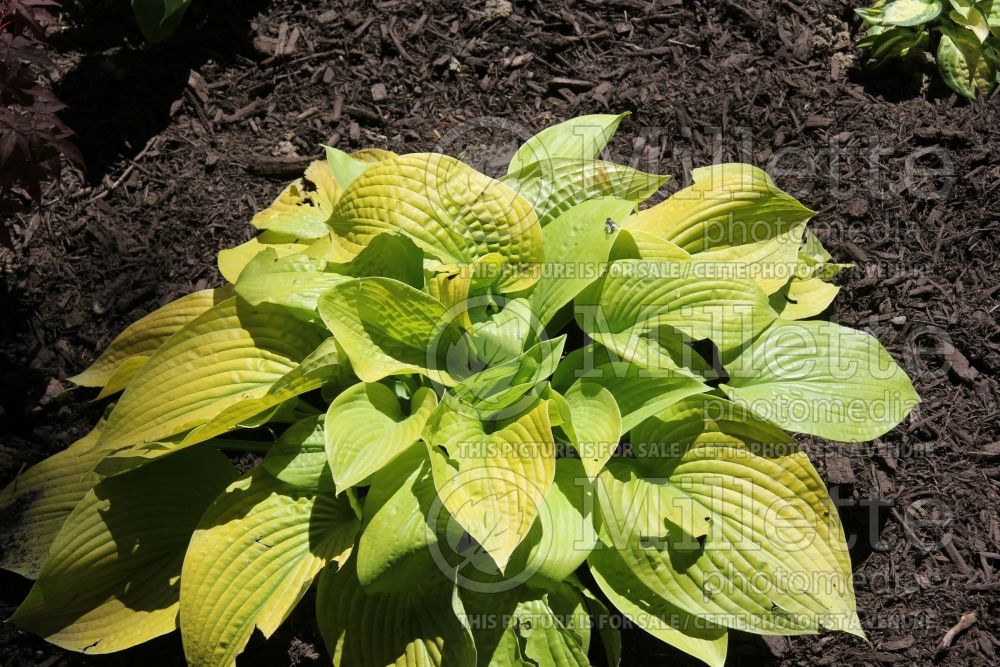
[1,0,998,665]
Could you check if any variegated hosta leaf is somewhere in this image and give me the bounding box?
[460,581,592,667]
[576,258,778,355]
[330,153,543,293]
[0,415,108,578]
[882,0,943,26]
[10,448,237,653]
[768,276,841,320]
[527,197,633,330]
[325,383,438,491]
[68,288,228,388]
[318,277,471,386]
[181,468,359,667]
[316,553,476,667]
[96,297,328,452]
[937,27,997,98]
[593,410,862,636]
[252,160,342,238]
[723,319,920,441]
[503,158,665,226]
[589,559,728,667]
[217,231,312,284]
[262,415,333,491]
[627,163,814,253]
[424,398,556,571]
[507,112,629,174]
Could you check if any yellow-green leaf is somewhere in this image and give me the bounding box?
[325,383,438,491]
[330,153,543,293]
[181,468,358,667]
[10,448,237,653]
[723,319,920,441]
[217,232,312,284]
[68,288,228,388]
[507,113,629,174]
[252,160,342,238]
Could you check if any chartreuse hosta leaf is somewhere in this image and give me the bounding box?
[9,115,920,666]
[252,160,342,239]
[0,413,109,578]
[11,448,237,653]
[319,277,472,386]
[577,258,779,355]
[180,468,358,667]
[596,399,862,638]
[262,415,333,491]
[937,26,997,98]
[95,297,327,453]
[507,112,629,174]
[317,552,476,666]
[461,581,593,667]
[722,319,920,442]
[882,0,943,26]
[424,397,556,571]
[504,158,666,226]
[325,383,438,491]
[527,197,633,331]
[330,153,543,293]
[68,288,229,390]
[627,163,813,254]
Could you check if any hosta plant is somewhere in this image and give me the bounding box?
[856,0,1000,98]
[0,113,919,667]
[131,0,193,42]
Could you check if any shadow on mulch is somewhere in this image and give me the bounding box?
[51,0,269,182]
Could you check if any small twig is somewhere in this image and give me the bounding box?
[938,611,977,649]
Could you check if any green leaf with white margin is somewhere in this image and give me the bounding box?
[95,297,328,452]
[768,276,841,320]
[217,231,312,284]
[325,383,438,491]
[576,258,778,354]
[10,448,237,653]
[949,7,990,41]
[527,197,633,330]
[181,468,358,667]
[460,582,592,667]
[252,160,342,239]
[626,163,813,253]
[319,277,471,386]
[68,288,228,388]
[316,552,476,666]
[722,319,920,441]
[559,382,622,479]
[503,158,666,226]
[588,559,728,667]
[937,26,997,98]
[324,145,375,190]
[330,153,543,293]
[579,365,709,434]
[263,415,333,491]
[507,113,629,174]
[882,0,943,26]
[0,414,108,578]
[424,398,556,571]
[620,397,862,636]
